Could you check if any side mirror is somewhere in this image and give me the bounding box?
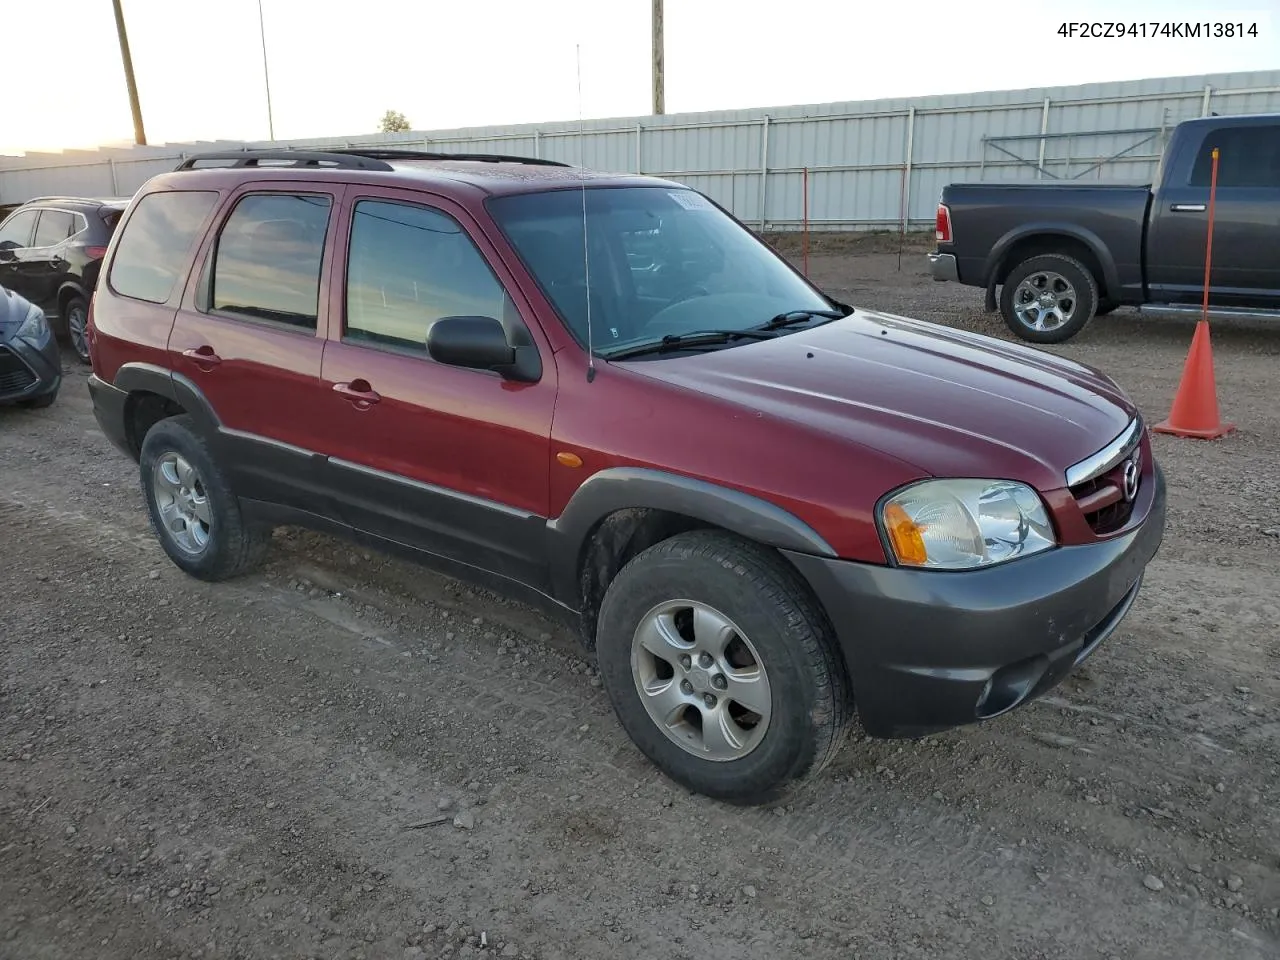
[426,315,540,383]
[0,243,17,261]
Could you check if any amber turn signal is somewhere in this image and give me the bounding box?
[556,451,584,468]
[883,502,929,566]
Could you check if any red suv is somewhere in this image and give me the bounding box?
[86,149,1166,803]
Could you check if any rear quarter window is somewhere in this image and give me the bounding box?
[109,191,219,304]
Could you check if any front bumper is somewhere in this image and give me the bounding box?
[927,252,959,282]
[785,464,1167,738]
[0,330,61,404]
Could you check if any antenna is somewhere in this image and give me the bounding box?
[577,43,596,384]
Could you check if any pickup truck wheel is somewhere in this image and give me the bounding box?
[1000,254,1098,343]
[139,415,269,581]
[595,530,850,805]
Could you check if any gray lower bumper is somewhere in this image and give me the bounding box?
[927,252,959,282]
[785,464,1167,738]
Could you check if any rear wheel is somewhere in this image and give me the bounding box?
[139,415,269,581]
[64,296,90,364]
[1000,253,1098,344]
[595,530,850,804]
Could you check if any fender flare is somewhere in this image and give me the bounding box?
[113,361,177,399]
[55,280,87,310]
[984,222,1119,298]
[545,466,837,605]
[111,364,222,438]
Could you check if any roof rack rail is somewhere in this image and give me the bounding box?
[20,195,112,205]
[325,148,571,167]
[174,150,395,172]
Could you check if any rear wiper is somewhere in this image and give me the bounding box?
[758,309,845,331]
[602,328,775,361]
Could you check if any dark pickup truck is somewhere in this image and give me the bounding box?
[928,113,1280,343]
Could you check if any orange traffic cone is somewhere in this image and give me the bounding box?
[1152,319,1235,439]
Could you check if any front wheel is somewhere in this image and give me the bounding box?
[595,530,850,804]
[1000,253,1098,344]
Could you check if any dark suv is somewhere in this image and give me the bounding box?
[0,196,127,363]
[86,149,1167,803]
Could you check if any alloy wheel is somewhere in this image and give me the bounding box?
[630,599,772,761]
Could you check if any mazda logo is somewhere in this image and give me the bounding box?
[1122,459,1140,502]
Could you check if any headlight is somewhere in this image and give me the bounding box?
[880,479,1056,570]
[16,303,49,342]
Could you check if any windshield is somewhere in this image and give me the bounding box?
[487,186,835,357]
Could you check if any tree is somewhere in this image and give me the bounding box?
[379,110,410,133]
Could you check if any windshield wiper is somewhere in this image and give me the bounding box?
[602,328,775,361]
[758,308,846,331]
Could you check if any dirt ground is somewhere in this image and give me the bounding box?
[3,240,1278,960]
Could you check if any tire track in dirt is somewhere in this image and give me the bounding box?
[3,493,1276,960]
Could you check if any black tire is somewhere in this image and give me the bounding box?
[595,530,850,804]
[21,390,57,409]
[999,253,1098,344]
[139,414,269,581]
[63,295,91,365]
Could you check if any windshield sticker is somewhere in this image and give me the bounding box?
[670,191,714,211]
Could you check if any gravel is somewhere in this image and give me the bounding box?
[1,239,1277,960]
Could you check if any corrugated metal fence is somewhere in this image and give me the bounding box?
[3,69,1279,231]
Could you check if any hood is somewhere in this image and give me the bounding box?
[617,310,1135,491]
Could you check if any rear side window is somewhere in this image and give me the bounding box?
[0,210,38,249]
[33,210,75,246]
[1190,125,1280,188]
[211,193,332,330]
[345,199,510,352]
[110,191,219,304]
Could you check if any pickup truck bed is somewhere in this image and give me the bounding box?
[928,113,1280,343]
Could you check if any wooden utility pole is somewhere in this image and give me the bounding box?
[652,0,664,115]
[111,0,147,145]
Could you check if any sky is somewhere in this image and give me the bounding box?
[3,0,1277,155]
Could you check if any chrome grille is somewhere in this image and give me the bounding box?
[1066,418,1143,535]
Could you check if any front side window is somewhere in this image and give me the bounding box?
[344,199,509,352]
[488,186,833,356]
[32,210,75,247]
[0,210,38,250]
[1190,125,1280,188]
[212,193,332,330]
[109,191,219,304]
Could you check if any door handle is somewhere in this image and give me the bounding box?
[333,380,380,409]
[182,346,222,367]
[1170,203,1206,212]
